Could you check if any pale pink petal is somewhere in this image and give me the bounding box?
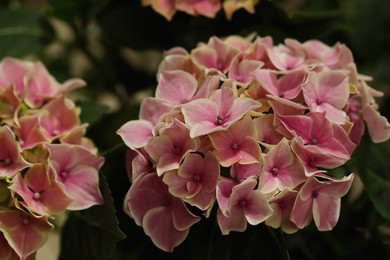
[156,70,198,106]
[143,207,188,252]
[0,57,31,96]
[290,196,313,229]
[139,97,172,125]
[362,105,390,143]
[117,120,154,150]
[217,207,247,235]
[312,195,340,231]
[0,210,52,260]
[0,126,31,178]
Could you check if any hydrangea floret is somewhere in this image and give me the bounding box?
[141,0,260,21]
[0,57,104,259]
[117,34,390,252]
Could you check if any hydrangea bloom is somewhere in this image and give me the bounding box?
[117,34,390,251]
[0,57,104,259]
[141,0,260,21]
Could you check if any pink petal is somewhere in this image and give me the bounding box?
[0,210,52,259]
[58,165,103,210]
[362,105,390,143]
[0,126,31,178]
[290,195,313,229]
[217,207,247,235]
[156,70,197,106]
[0,57,31,97]
[143,207,189,252]
[312,195,340,231]
[139,97,171,125]
[117,120,154,150]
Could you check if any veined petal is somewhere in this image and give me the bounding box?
[156,70,197,106]
[312,195,340,231]
[117,120,154,150]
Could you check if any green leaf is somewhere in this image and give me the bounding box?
[355,136,390,220]
[364,169,390,220]
[0,9,53,58]
[59,172,126,260]
[78,101,109,126]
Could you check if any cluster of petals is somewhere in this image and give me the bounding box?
[117,33,390,252]
[141,0,259,21]
[0,57,104,259]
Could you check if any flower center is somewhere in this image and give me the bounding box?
[231,143,238,150]
[214,116,224,126]
[22,218,29,225]
[61,171,68,179]
[271,167,279,176]
[310,138,318,145]
[193,175,201,182]
[33,192,41,200]
[312,191,318,198]
[239,200,247,208]
[173,145,181,155]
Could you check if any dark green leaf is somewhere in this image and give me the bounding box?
[355,136,390,221]
[364,169,390,220]
[78,101,109,126]
[0,9,53,58]
[59,172,126,260]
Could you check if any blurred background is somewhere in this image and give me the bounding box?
[1,0,389,259]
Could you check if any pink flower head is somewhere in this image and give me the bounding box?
[291,137,344,176]
[252,69,306,100]
[39,96,81,140]
[182,87,261,138]
[278,112,355,162]
[46,143,104,210]
[9,162,72,216]
[163,152,219,210]
[0,57,31,97]
[252,114,284,146]
[217,179,273,235]
[13,114,48,150]
[259,138,306,194]
[302,70,349,124]
[191,36,240,74]
[176,0,221,18]
[265,189,299,234]
[223,0,259,20]
[0,210,52,260]
[124,172,200,252]
[155,70,198,107]
[209,114,262,167]
[267,40,306,71]
[0,126,31,178]
[144,119,200,176]
[228,53,264,87]
[291,173,354,231]
[216,162,260,214]
[302,40,353,70]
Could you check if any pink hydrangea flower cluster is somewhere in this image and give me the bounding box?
[117,34,390,252]
[0,57,104,259]
[142,0,259,20]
